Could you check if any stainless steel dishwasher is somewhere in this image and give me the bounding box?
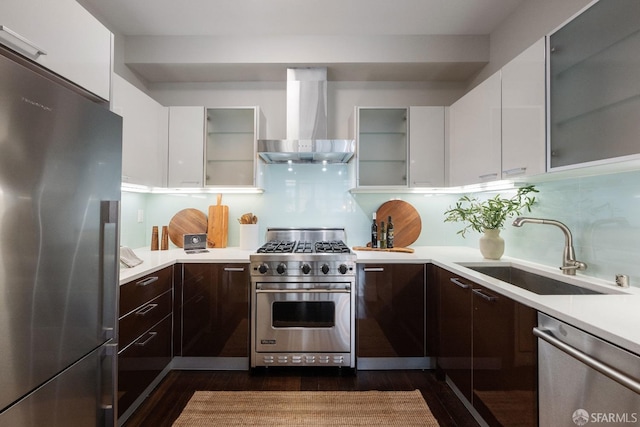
[535,313,640,426]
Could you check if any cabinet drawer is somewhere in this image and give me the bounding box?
[120,267,172,316]
[117,315,172,418]
[119,290,172,349]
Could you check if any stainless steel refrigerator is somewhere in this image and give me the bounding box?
[0,46,121,426]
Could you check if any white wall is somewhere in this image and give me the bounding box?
[470,0,592,89]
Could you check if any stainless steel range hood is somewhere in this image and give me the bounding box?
[257,68,355,164]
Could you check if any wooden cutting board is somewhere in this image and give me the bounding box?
[168,208,208,247]
[207,194,228,248]
[353,246,415,253]
[376,200,422,248]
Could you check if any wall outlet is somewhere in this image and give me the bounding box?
[137,209,144,223]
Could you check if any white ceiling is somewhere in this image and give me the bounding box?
[78,0,527,82]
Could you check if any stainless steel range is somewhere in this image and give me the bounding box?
[250,228,356,369]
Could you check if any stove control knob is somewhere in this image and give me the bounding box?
[258,263,269,274]
[276,263,287,275]
[301,263,311,275]
[321,264,330,275]
[338,264,349,275]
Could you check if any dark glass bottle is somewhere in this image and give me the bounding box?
[387,215,394,248]
[371,213,378,248]
[380,221,387,249]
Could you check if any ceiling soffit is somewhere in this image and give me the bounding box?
[123,34,489,83]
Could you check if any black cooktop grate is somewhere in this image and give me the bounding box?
[256,240,350,254]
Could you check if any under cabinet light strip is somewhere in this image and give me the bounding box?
[121,183,264,194]
[349,180,523,195]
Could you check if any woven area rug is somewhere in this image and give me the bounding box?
[173,390,440,426]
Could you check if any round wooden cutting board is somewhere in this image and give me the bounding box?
[376,200,422,248]
[168,208,208,247]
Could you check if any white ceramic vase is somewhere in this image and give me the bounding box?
[479,228,504,260]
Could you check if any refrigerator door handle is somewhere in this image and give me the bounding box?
[101,342,118,427]
[101,200,120,342]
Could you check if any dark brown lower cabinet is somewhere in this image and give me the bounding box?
[175,263,249,357]
[436,266,537,426]
[437,267,473,401]
[118,266,173,420]
[118,315,172,418]
[357,263,425,358]
[472,284,537,426]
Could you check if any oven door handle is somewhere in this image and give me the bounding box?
[256,288,350,293]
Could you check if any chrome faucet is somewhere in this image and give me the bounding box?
[512,217,587,275]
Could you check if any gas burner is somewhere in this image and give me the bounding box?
[257,240,296,253]
[294,241,313,253]
[315,240,351,253]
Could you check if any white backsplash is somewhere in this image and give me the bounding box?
[120,166,640,288]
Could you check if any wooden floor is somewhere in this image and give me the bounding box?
[123,368,480,427]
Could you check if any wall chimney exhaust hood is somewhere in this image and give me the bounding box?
[257,68,355,164]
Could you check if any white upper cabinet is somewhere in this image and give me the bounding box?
[409,106,445,187]
[112,75,168,187]
[168,107,205,187]
[0,0,112,100]
[449,38,546,187]
[501,38,546,179]
[353,106,445,189]
[449,72,502,187]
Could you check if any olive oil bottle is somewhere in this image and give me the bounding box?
[371,213,378,248]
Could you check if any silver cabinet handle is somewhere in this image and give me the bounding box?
[0,25,47,57]
[102,343,117,426]
[479,173,498,179]
[136,276,159,287]
[224,267,246,272]
[503,167,527,176]
[135,303,158,316]
[533,327,640,394]
[449,278,470,289]
[363,267,385,272]
[134,331,158,347]
[472,288,498,302]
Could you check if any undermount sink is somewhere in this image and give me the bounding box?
[464,265,603,295]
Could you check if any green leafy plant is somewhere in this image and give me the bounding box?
[444,185,538,237]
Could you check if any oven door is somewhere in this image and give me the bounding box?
[255,285,351,353]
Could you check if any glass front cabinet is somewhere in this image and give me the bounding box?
[548,0,640,170]
[352,106,445,188]
[354,107,408,187]
[205,107,264,187]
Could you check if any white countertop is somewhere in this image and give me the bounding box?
[119,245,640,356]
